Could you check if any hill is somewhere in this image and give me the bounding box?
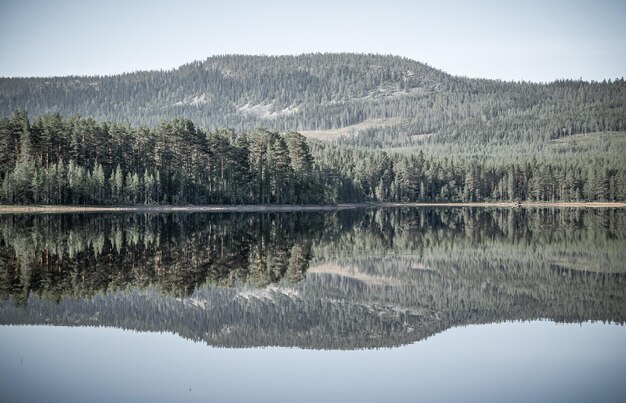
[2,53,625,148]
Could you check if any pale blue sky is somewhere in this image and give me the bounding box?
[0,0,624,82]
[3,322,626,402]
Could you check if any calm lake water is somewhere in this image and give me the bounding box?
[1,207,625,402]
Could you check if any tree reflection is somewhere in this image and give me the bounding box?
[0,207,624,349]
[0,212,321,302]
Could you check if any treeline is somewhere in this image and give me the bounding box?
[312,142,626,202]
[0,112,322,204]
[1,112,625,205]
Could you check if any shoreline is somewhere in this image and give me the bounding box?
[0,201,624,214]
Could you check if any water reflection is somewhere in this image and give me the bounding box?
[1,208,624,349]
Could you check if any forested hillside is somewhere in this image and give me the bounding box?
[1,113,624,204]
[1,53,625,205]
[1,53,625,148]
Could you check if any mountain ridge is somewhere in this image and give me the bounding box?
[2,52,446,79]
[5,51,622,84]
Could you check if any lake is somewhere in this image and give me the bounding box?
[1,207,625,402]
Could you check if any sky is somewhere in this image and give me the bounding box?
[0,0,624,82]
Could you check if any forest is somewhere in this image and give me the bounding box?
[1,112,624,205]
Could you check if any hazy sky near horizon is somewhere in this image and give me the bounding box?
[0,0,624,82]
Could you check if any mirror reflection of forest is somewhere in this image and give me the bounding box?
[1,208,624,349]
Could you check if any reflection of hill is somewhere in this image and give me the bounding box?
[1,208,625,349]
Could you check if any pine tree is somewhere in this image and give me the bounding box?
[10,121,38,203]
[111,164,124,204]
